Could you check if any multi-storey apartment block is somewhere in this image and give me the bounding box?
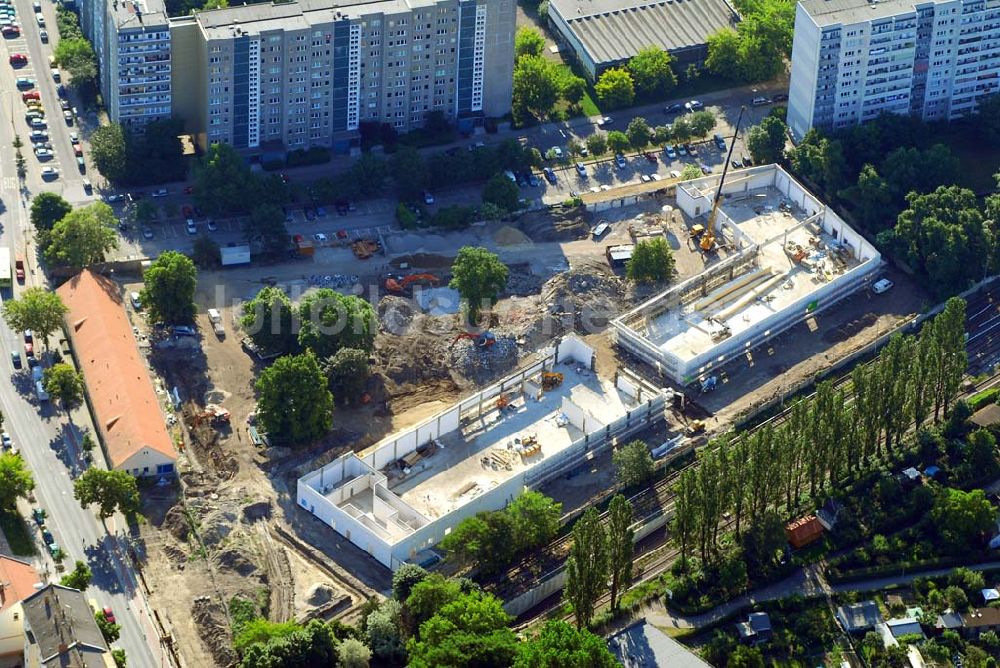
[80,0,172,131]
[171,0,514,153]
[787,0,1000,139]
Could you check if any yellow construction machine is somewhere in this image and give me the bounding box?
[541,372,564,390]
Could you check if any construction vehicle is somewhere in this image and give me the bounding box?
[385,273,440,293]
[541,372,564,390]
[351,239,380,259]
[450,331,497,348]
[192,404,231,427]
[687,420,706,436]
[700,106,747,253]
[496,393,510,410]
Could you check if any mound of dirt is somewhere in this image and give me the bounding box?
[242,501,272,522]
[163,505,190,542]
[214,548,258,577]
[192,597,237,668]
[200,509,238,548]
[378,296,418,335]
[494,225,532,246]
[162,544,188,564]
[305,583,336,607]
[518,208,592,242]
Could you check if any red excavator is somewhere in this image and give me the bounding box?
[450,331,497,348]
[385,273,440,294]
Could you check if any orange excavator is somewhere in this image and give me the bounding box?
[450,331,497,348]
[385,273,440,293]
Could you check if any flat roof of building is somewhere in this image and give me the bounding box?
[550,0,738,65]
[608,620,712,668]
[624,182,860,363]
[57,270,176,469]
[383,363,634,520]
[113,0,168,29]
[194,0,441,37]
[800,0,919,27]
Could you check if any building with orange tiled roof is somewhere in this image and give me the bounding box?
[57,270,176,477]
[0,556,43,661]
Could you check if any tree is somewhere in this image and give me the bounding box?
[240,286,297,357]
[680,164,703,180]
[627,47,677,97]
[404,573,463,629]
[30,192,71,232]
[512,55,561,122]
[931,487,994,552]
[2,288,68,344]
[977,93,1000,147]
[746,116,787,165]
[594,68,635,109]
[515,621,616,667]
[140,251,197,324]
[43,204,119,269]
[626,238,675,283]
[507,490,562,552]
[366,599,406,664]
[192,235,221,269]
[111,649,127,668]
[515,26,545,59]
[626,117,652,149]
[0,453,33,510]
[60,560,93,591]
[73,468,140,520]
[705,28,744,80]
[606,130,631,154]
[565,508,607,629]
[482,173,521,213]
[243,203,289,255]
[194,143,256,216]
[449,246,509,323]
[687,110,717,138]
[338,638,371,668]
[42,364,84,410]
[256,352,333,445]
[606,494,633,611]
[94,611,121,643]
[671,116,693,143]
[54,37,97,88]
[392,563,429,601]
[439,511,514,574]
[238,620,339,668]
[561,76,587,107]
[653,125,673,146]
[298,291,376,359]
[728,645,765,668]
[89,124,127,182]
[406,592,517,668]
[389,146,426,201]
[322,348,371,403]
[586,133,608,157]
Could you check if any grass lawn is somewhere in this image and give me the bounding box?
[0,508,36,557]
[553,63,602,118]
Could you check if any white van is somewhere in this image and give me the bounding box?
[35,380,48,402]
[591,222,610,239]
[35,13,45,27]
[129,291,142,309]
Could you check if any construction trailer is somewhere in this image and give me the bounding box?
[220,245,251,266]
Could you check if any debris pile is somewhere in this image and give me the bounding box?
[192,597,236,668]
[449,333,519,379]
[377,296,417,335]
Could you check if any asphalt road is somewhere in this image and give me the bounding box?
[0,0,164,664]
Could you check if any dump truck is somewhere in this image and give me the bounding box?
[207,308,224,338]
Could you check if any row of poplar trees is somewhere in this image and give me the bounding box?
[672,297,968,568]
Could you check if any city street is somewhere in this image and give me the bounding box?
[0,0,163,664]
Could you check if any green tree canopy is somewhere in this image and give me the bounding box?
[392,563,429,602]
[606,494,635,610]
[626,117,652,149]
[255,352,333,445]
[30,192,72,232]
[42,363,85,410]
[586,133,608,156]
[322,348,371,404]
[449,246,509,323]
[687,110,717,138]
[238,619,339,668]
[2,288,68,343]
[73,468,140,520]
[594,68,635,109]
[140,251,197,324]
[512,55,561,122]
[626,238,675,283]
[607,130,631,154]
[0,453,33,510]
[405,573,464,629]
[297,290,376,359]
[507,490,562,552]
[561,75,587,107]
[482,173,521,213]
[746,116,787,164]
[514,26,546,59]
[243,203,289,255]
[515,621,616,667]
[931,487,995,553]
[43,203,119,269]
[54,37,97,88]
[565,507,607,628]
[95,612,121,644]
[194,143,256,216]
[407,591,517,668]
[240,286,297,357]
[627,47,677,97]
[89,124,128,182]
[60,560,93,591]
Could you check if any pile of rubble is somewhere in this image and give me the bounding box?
[448,333,519,381]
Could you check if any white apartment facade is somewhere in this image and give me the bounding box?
[787,0,1000,139]
[81,0,172,131]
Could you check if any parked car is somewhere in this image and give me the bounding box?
[664,103,684,114]
[15,77,34,90]
[714,134,727,150]
[69,132,78,144]
[29,129,47,141]
[106,193,124,203]
[614,153,627,169]
[8,53,26,65]
[751,96,771,106]
[644,152,658,163]
[38,28,47,42]
[142,227,154,240]
[665,145,677,160]
[2,25,21,37]
[597,116,613,127]
[10,351,20,369]
[686,143,698,156]
[543,167,557,184]
[129,292,142,309]
[677,144,687,157]
[63,110,72,125]
[575,162,588,178]
[314,233,328,243]
[21,91,39,102]
[872,278,894,294]
[24,341,32,358]
[549,146,563,159]
[76,157,85,173]
[684,100,704,111]
[185,219,196,234]
[102,607,115,625]
[151,188,168,197]
[772,93,788,102]
[50,68,59,82]
[172,325,196,337]
[40,166,58,179]
[207,220,218,232]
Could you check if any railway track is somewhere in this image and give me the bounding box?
[504,290,1000,626]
